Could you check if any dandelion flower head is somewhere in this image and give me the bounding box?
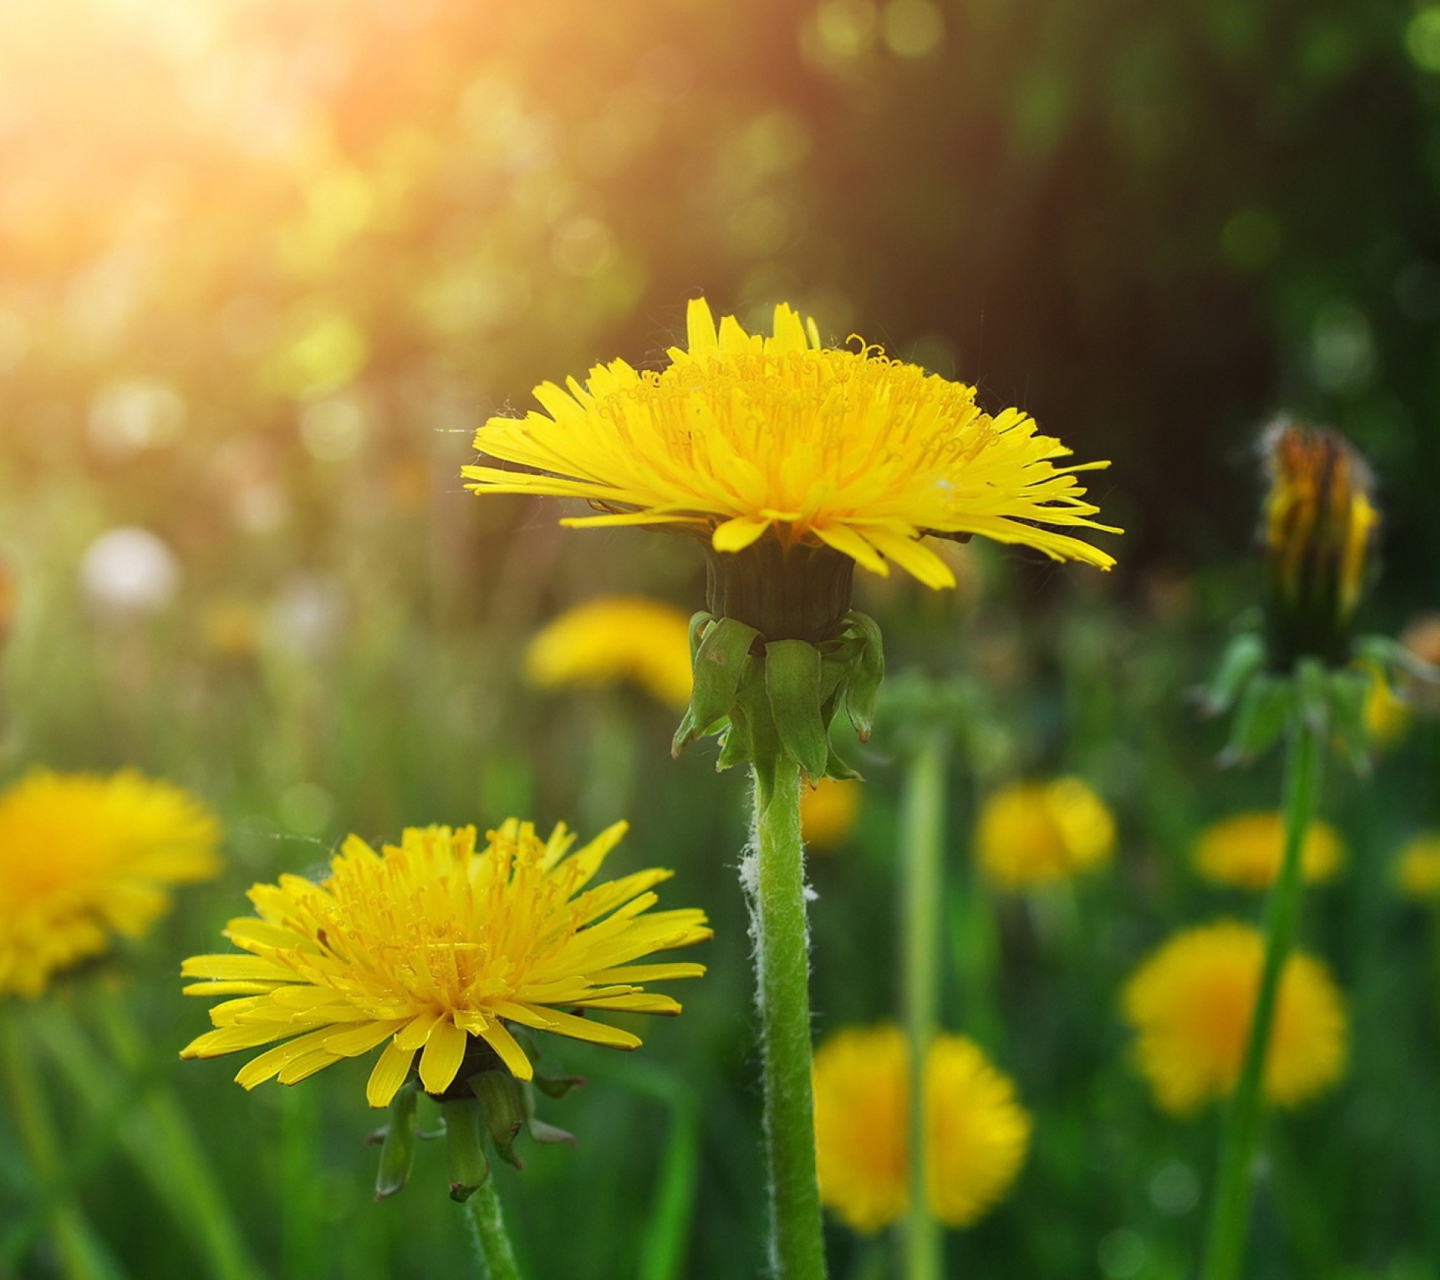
[525,596,693,710]
[0,770,221,998]
[1193,812,1344,891]
[812,1024,1030,1234]
[975,777,1115,891]
[801,778,862,851]
[1121,920,1347,1116]
[182,820,710,1107]
[463,299,1117,591]
[1395,834,1440,902]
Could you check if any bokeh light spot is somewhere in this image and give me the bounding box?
[1406,8,1440,73]
[881,0,944,58]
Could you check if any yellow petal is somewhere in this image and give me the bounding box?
[686,297,719,355]
[365,1041,416,1109]
[861,526,957,590]
[812,523,889,576]
[478,1019,534,1081]
[418,1019,468,1094]
[711,516,771,553]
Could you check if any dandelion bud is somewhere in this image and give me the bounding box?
[1259,420,1378,666]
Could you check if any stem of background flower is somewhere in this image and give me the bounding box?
[899,730,947,1280]
[465,1179,523,1280]
[0,1010,113,1280]
[751,755,828,1280]
[1200,716,1323,1280]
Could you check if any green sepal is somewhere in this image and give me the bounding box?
[441,1096,491,1202]
[823,745,862,781]
[1202,631,1268,716]
[1355,633,1440,685]
[521,1083,577,1146]
[1327,668,1373,774]
[672,617,759,758]
[765,639,829,779]
[840,611,884,742]
[374,1081,419,1200]
[714,695,754,771]
[1219,674,1294,766]
[1295,657,1331,733]
[470,1070,525,1171]
[532,1073,586,1100]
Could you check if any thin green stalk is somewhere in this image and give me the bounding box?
[279,1085,322,1280]
[898,731,947,1280]
[464,1179,523,1280]
[1201,716,1323,1280]
[0,1010,114,1280]
[751,756,827,1280]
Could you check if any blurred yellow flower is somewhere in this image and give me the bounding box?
[801,778,861,850]
[182,820,710,1107]
[1193,812,1344,891]
[1361,663,1410,746]
[975,777,1115,891]
[525,596,693,710]
[1121,920,1347,1117]
[1395,834,1440,901]
[0,770,221,998]
[464,298,1116,591]
[812,1024,1030,1234]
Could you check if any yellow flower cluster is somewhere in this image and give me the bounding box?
[0,770,221,998]
[812,1024,1030,1234]
[182,820,710,1106]
[1395,834,1440,901]
[1121,921,1347,1116]
[524,596,694,710]
[975,777,1115,891]
[464,299,1116,590]
[1193,812,1344,891]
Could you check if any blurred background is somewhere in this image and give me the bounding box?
[2,0,1440,1277]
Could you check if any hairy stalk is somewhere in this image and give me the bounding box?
[1201,716,1323,1280]
[465,1179,523,1280]
[751,756,827,1280]
[899,731,947,1280]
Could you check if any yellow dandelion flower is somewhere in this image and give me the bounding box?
[812,1024,1030,1234]
[801,778,861,851]
[181,820,710,1107]
[0,770,221,998]
[1395,834,1440,901]
[1193,812,1345,891]
[975,777,1115,891]
[1121,920,1347,1117]
[525,596,694,710]
[463,299,1117,593]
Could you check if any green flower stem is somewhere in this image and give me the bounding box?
[899,730,947,1280]
[0,1010,111,1280]
[1201,714,1323,1280]
[752,755,828,1280]
[464,1178,523,1280]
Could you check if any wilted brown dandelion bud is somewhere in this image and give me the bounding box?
[1259,419,1378,667]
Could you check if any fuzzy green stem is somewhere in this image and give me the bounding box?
[1201,716,1323,1280]
[899,731,947,1280]
[752,756,828,1280]
[0,1011,109,1280]
[464,1178,523,1280]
